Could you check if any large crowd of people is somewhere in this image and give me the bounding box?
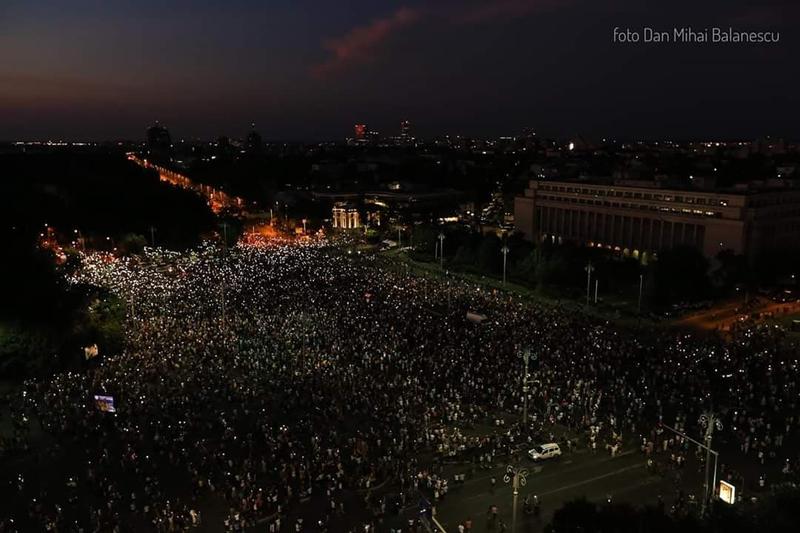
[1,239,799,532]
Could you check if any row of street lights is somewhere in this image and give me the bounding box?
[427,230,647,308]
[586,261,646,312]
[432,230,509,283]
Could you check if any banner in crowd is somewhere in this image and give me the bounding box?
[93,395,116,413]
[84,344,99,360]
[466,311,488,324]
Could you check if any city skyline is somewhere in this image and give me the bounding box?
[4,3,800,532]
[2,0,799,141]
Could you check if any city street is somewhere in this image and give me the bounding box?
[398,447,681,532]
[673,297,800,332]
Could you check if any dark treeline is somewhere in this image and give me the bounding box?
[545,490,800,533]
[0,150,216,377]
[0,151,215,249]
[186,144,522,215]
[403,224,799,311]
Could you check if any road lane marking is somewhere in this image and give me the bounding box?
[448,449,638,488]
[538,462,645,497]
[458,461,646,503]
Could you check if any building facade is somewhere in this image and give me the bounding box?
[146,123,172,162]
[514,179,800,261]
[332,202,361,229]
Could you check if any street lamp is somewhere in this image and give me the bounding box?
[638,273,644,314]
[504,464,528,533]
[699,412,723,514]
[221,222,228,251]
[584,262,595,305]
[519,348,540,426]
[438,232,445,269]
[661,420,721,516]
[74,229,84,250]
[220,279,226,329]
[501,245,510,285]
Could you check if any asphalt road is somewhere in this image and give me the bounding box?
[399,448,681,532]
[673,297,800,332]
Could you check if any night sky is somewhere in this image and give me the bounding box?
[1,0,798,141]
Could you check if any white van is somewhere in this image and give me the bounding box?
[528,443,562,461]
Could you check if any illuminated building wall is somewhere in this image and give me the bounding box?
[515,179,800,261]
[332,203,361,229]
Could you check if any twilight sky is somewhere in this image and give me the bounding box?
[1,0,798,141]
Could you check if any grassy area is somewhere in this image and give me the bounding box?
[378,248,661,329]
[0,321,60,377]
[0,292,125,380]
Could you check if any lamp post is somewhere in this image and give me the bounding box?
[504,464,528,533]
[73,229,84,251]
[522,348,531,426]
[502,245,510,285]
[661,417,721,517]
[438,232,445,269]
[220,280,226,329]
[129,290,136,326]
[638,273,644,314]
[519,347,541,427]
[699,412,723,515]
[584,262,594,305]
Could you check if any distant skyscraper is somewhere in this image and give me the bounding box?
[400,120,411,138]
[354,124,367,140]
[245,123,263,156]
[146,122,172,162]
[216,136,234,159]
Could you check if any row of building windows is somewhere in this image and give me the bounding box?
[536,207,706,252]
[536,195,722,218]
[535,184,732,206]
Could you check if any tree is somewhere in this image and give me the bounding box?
[477,233,502,274]
[119,233,147,255]
[511,248,540,286]
[219,218,243,248]
[652,245,711,305]
[411,225,437,261]
[711,250,752,292]
[453,244,477,267]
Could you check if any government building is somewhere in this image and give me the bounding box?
[514,179,800,262]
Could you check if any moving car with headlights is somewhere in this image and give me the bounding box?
[528,443,562,461]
